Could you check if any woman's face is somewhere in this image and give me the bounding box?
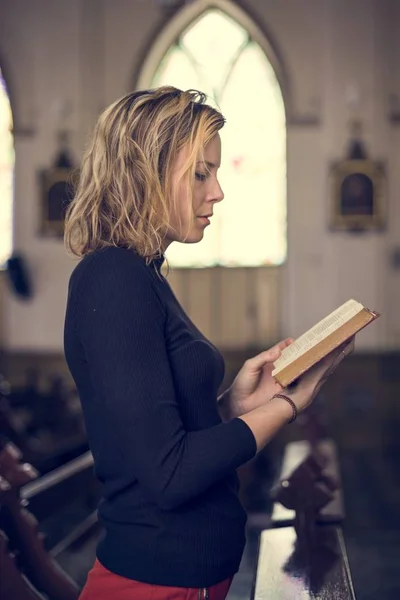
[164,133,224,250]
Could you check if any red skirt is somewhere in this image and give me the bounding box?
[79,559,233,600]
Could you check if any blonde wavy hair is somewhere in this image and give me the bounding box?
[64,86,225,259]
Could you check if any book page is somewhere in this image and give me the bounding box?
[272,299,363,374]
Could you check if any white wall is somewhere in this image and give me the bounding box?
[0,0,399,351]
[251,0,400,350]
[283,0,400,349]
[0,0,83,351]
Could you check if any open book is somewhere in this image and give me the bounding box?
[272,299,380,388]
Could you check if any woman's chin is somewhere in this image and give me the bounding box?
[182,230,205,244]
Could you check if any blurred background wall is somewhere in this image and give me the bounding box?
[0,0,399,358]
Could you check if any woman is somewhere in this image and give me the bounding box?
[64,87,352,600]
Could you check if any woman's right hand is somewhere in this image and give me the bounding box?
[284,337,355,414]
[238,337,355,454]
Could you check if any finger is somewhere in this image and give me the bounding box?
[343,337,355,355]
[245,347,282,370]
[304,347,341,380]
[328,337,355,360]
[332,338,355,364]
[328,351,347,372]
[245,339,295,371]
[322,338,355,376]
[267,339,292,356]
[278,338,293,350]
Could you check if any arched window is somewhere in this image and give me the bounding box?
[0,70,14,268]
[140,6,286,268]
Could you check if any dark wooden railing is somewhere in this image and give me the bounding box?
[0,440,100,600]
[250,408,357,599]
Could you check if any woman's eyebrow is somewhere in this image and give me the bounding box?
[196,160,219,168]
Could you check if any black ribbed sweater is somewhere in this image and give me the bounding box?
[64,246,257,588]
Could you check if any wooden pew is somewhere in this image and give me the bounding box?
[21,449,100,560]
[252,526,356,599]
[0,376,88,476]
[270,439,345,528]
[0,440,100,599]
[0,530,46,600]
[251,404,357,600]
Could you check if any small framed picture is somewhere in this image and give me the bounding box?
[329,159,386,231]
[38,167,78,237]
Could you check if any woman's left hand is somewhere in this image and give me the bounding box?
[225,339,293,418]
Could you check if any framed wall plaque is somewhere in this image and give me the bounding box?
[329,159,386,232]
[39,167,78,238]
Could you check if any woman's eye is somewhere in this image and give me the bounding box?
[195,172,207,182]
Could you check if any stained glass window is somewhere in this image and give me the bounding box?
[152,8,286,267]
[0,71,14,268]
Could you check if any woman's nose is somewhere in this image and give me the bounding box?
[210,180,224,203]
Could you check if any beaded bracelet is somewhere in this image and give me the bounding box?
[271,393,298,423]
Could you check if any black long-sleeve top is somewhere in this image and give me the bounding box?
[64,246,257,587]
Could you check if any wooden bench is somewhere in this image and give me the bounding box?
[0,529,47,600]
[270,439,345,527]
[252,525,356,599]
[251,428,356,599]
[0,440,101,599]
[21,450,99,556]
[0,378,88,476]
